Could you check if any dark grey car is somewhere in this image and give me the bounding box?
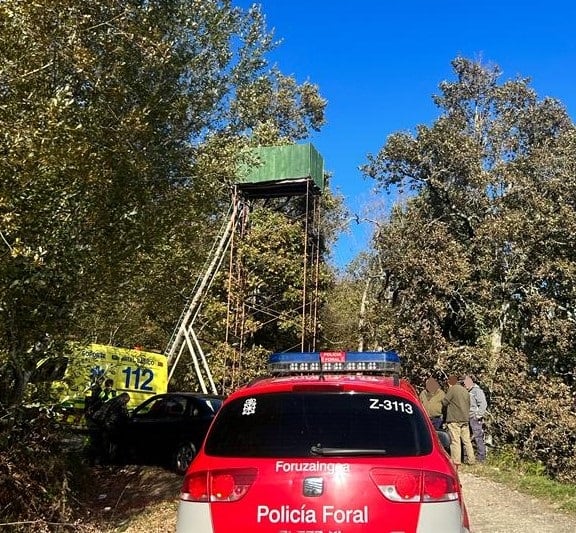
[116,392,223,473]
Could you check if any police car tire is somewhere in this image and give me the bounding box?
[173,442,197,474]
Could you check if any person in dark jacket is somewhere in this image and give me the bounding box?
[84,378,105,465]
[92,392,130,463]
[85,377,116,418]
[441,375,475,468]
[85,378,104,419]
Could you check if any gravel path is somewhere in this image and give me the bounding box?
[461,471,576,533]
[95,466,576,532]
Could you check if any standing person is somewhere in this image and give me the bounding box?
[419,377,445,429]
[92,392,131,463]
[84,377,105,465]
[85,377,104,417]
[85,377,115,428]
[441,375,475,468]
[463,375,488,462]
[85,376,115,420]
[99,378,117,402]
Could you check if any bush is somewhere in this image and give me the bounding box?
[486,350,576,483]
[0,405,91,529]
[406,344,576,483]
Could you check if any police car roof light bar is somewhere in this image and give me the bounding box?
[268,350,401,376]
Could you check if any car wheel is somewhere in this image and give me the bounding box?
[173,442,197,474]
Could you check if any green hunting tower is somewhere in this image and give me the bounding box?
[166,144,325,393]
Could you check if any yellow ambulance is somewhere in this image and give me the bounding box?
[33,343,168,426]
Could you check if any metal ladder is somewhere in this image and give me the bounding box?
[165,195,243,392]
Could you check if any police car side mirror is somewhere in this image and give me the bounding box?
[436,429,451,453]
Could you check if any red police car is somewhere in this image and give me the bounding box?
[176,351,470,533]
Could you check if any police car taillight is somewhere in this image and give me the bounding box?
[370,468,459,503]
[268,350,401,376]
[181,469,257,502]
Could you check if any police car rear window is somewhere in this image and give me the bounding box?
[204,392,433,458]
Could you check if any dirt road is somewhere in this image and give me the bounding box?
[460,470,576,532]
[93,466,576,532]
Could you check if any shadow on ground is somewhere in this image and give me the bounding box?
[82,465,182,528]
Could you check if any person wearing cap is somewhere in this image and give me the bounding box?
[463,375,488,462]
[419,377,445,429]
[441,375,475,467]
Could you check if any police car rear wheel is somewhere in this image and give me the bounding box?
[173,442,196,474]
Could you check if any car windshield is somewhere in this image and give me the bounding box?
[202,398,223,413]
[133,396,186,417]
[204,392,432,458]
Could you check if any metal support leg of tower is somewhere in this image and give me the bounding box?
[165,193,243,388]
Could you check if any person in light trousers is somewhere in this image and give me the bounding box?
[442,375,475,468]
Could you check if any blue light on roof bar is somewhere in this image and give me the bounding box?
[268,350,401,375]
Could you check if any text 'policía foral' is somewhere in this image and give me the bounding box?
[257,505,368,524]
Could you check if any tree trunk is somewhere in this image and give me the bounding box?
[358,278,371,352]
[487,301,510,375]
[1,351,31,407]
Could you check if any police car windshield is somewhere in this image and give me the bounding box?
[204,392,432,458]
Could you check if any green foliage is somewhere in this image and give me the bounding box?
[360,56,576,481]
[0,0,326,406]
[319,277,365,351]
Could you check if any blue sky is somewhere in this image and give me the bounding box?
[236,0,576,268]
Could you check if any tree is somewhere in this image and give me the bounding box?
[362,57,576,480]
[0,0,329,526]
[364,57,576,375]
[319,249,398,353]
[320,275,366,351]
[0,0,326,406]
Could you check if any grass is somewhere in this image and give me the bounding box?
[466,446,576,516]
